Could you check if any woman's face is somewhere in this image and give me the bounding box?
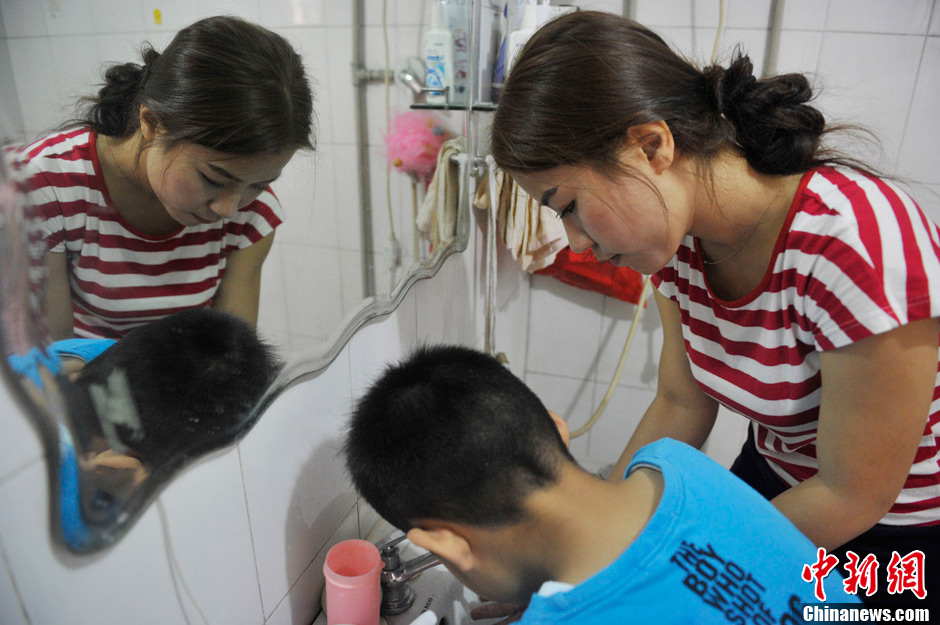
[142,141,294,227]
[512,158,691,275]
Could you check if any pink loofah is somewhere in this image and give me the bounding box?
[385,111,451,183]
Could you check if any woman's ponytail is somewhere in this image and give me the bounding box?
[704,53,826,175]
[84,46,159,136]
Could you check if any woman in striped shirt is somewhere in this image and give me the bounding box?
[17,16,314,339]
[494,12,938,608]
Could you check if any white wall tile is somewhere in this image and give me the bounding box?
[692,27,768,74]
[586,382,654,466]
[325,27,356,145]
[348,302,415,398]
[932,1,940,34]
[0,539,28,625]
[94,33,148,68]
[634,0,693,26]
[156,448,264,625]
[908,183,940,225]
[239,349,355,618]
[825,0,932,34]
[259,244,290,340]
[275,27,333,145]
[693,0,772,29]
[526,274,604,380]
[271,150,319,246]
[0,376,42,483]
[595,293,661,389]
[1,0,48,37]
[653,26,694,58]
[7,37,59,137]
[413,252,476,346]
[339,249,366,316]
[357,498,382,539]
[44,0,95,36]
[48,35,102,120]
[780,0,830,31]
[333,144,364,250]
[0,463,185,625]
[814,32,924,172]
[897,36,940,184]
[328,0,354,27]
[576,0,624,14]
[90,0,147,34]
[261,0,327,28]
[774,29,823,76]
[140,0,261,32]
[525,372,593,463]
[282,244,345,342]
[265,503,360,625]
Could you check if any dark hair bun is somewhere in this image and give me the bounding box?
[89,46,159,136]
[710,52,826,175]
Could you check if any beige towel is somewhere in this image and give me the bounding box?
[417,137,466,249]
[474,166,567,272]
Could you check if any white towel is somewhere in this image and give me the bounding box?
[474,166,567,272]
[417,137,466,249]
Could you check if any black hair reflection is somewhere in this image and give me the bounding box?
[63,308,281,531]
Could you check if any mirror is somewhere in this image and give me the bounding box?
[0,1,473,552]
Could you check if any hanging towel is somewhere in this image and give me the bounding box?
[536,247,646,304]
[473,166,567,272]
[417,136,466,250]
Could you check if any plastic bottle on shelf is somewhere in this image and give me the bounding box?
[424,0,454,105]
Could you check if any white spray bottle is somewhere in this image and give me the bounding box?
[424,0,454,105]
[506,0,540,76]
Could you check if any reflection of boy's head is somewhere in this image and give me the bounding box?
[345,345,574,602]
[73,308,280,468]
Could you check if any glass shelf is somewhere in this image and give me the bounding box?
[410,102,497,112]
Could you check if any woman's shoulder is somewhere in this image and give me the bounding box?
[18,126,96,168]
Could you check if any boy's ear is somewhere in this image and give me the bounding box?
[407,524,476,573]
[547,410,570,447]
[625,120,675,175]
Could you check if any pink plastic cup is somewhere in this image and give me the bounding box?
[323,539,382,625]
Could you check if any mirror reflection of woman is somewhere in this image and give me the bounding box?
[17,16,314,339]
[493,12,938,609]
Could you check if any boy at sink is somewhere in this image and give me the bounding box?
[345,345,861,624]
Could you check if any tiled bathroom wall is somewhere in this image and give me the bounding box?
[0,0,453,361]
[522,0,940,471]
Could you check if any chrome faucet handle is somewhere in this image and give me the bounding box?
[377,532,408,554]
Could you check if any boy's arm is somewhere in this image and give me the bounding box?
[607,290,718,481]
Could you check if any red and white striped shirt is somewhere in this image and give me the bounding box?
[653,166,940,526]
[19,127,282,339]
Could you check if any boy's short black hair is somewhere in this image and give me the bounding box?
[345,345,574,531]
[71,308,281,468]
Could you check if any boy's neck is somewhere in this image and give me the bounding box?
[520,463,664,587]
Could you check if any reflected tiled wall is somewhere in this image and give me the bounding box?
[523,0,940,472]
[0,2,481,624]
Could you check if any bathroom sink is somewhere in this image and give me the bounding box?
[313,519,504,625]
[377,530,503,625]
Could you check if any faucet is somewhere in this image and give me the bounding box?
[378,533,443,615]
